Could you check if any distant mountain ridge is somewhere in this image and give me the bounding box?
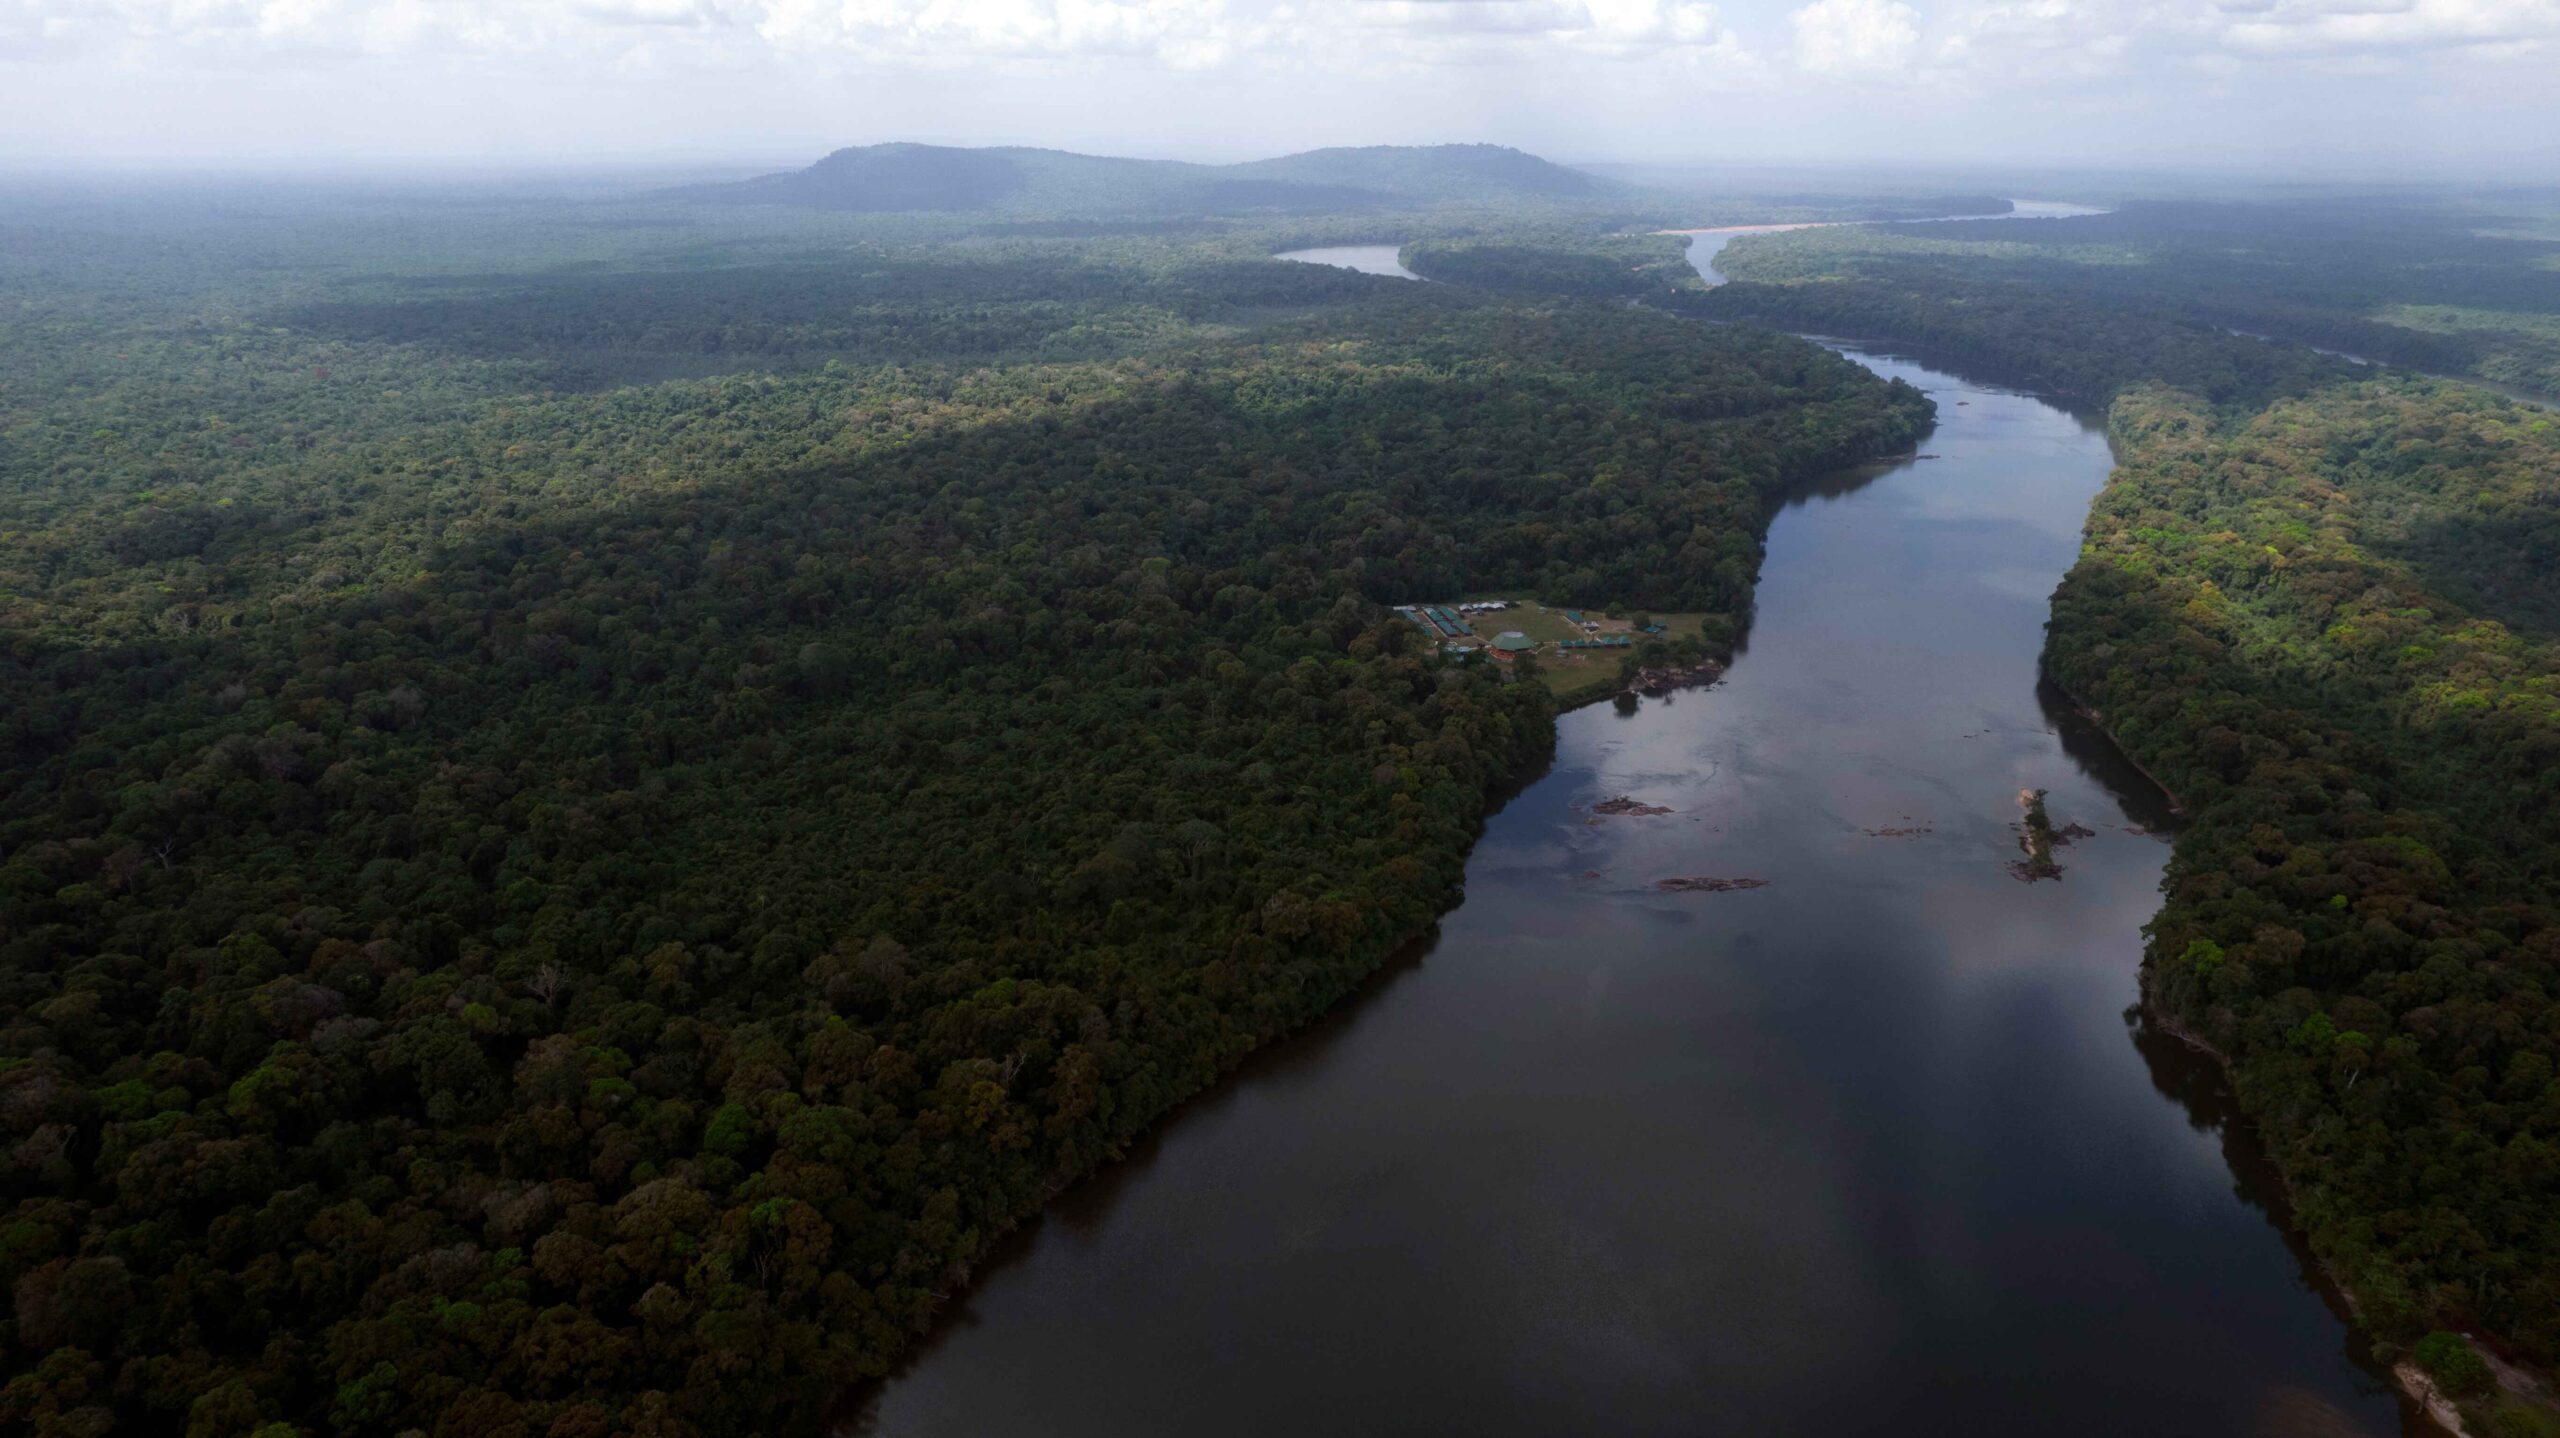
[1224,144,1599,201]
[666,142,1606,214]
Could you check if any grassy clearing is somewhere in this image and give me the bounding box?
[1430,595,1714,698]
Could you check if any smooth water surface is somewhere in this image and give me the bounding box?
[1681,227,1799,285]
[1678,200,2113,285]
[1273,244,1424,280]
[850,348,2417,1436]
[1940,200,2114,221]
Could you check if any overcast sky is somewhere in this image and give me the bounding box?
[3,0,2555,176]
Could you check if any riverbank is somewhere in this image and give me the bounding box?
[1272,243,1423,280]
[1694,235,2522,1431]
[837,328,1932,1426]
[1655,221,1837,236]
[2040,371,2560,1437]
[854,341,2413,1438]
[2224,328,2558,410]
[1275,217,2536,1438]
[2042,669,2186,816]
[2139,969,2474,1437]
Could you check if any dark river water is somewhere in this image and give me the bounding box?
[849,309,2423,1434]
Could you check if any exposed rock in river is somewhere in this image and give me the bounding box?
[1655,876,1771,894]
[1592,795,1675,817]
[1631,659,1723,697]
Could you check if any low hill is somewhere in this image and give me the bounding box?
[1228,143,1598,201]
[681,143,1050,211]
[667,142,1608,215]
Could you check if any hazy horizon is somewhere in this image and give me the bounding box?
[4,1,2556,182]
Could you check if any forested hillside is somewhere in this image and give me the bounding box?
[1693,213,2560,1428]
[0,193,1930,1436]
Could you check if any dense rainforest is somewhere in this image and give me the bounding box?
[0,183,1933,1437]
[1695,209,2560,1430]
[2049,381,2560,1373]
[19,154,2554,1435]
[1380,189,2560,402]
[1704,198,2560,399]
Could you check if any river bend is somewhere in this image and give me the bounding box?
[852,333,2417,1435]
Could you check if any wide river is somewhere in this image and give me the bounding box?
[850,261,2423,1435]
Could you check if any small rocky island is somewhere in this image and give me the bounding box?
[1592,795,1675,817]
[1633,658,1724,696]
[2009,789,2094,881]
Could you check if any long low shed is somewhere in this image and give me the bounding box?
[1396,605,1478,640]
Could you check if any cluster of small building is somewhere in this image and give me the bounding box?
[1397,598,1669,672]
[1561,608,1667,637]
[1394,605,1475,641]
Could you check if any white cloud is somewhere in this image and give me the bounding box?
[1585,0,1739,46]
[1789,0,1918,70]
[575,0,732,26]
[1908,0,2556,92]
[17,0,2555,78]
[2213,0,2560,54]
[4,0,1757,69]
[1313,0,1748,67]
[3,0,2554,165]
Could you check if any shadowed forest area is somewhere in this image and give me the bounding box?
[0,177,1932,1436]
[10,158,2560,1437]
[16,0,2560,1423]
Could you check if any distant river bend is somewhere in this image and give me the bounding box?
[1270,243,1424,280]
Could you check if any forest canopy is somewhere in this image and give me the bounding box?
[1691,205,2560,1413]
[1704,198,2560,400]
[0,190,1932,1437]
[2049,376,2560,1374]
